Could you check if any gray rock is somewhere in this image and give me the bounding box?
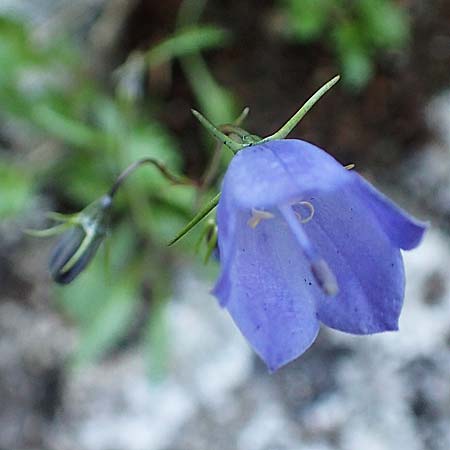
[43,227,450,450]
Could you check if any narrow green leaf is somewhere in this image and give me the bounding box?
[144,299,169,380]
[31,105,105,148]
[73,277,136,366]
[58,263,138,367]
[0,161,32,218]
[145,25,230,67]
[182,53,237,126]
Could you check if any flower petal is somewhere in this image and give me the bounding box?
[353,173,427,250]
[214,138,426,362]
[224,140,351,210]
[300,178,407,334]
[213,210,320,372]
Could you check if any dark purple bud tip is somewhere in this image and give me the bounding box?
[311,259,339,296]
[49,226,104,284]
[48,195,112,285]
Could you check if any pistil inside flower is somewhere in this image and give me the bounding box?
[247,208,275,228]
[279,204,338,296]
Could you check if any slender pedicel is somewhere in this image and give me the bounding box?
[109,157,195,198]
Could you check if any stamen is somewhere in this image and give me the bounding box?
[247,209,275,228]
[293,201,315,223]
[279,204,338,296]
[344,163,355,170]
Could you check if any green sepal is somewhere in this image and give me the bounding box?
[191,76,340,153]
[169,76,341,247]
[235,106,250,126]
[25,211,82,237]
[191,109,245,154]
[24,222,73,237]
[168,192,220,246]
[259,75,340,143]
[45,211,81,223]
[194,218,218,264]
[204,222,218,264]
[194,220,211,254]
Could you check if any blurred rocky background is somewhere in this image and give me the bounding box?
[1,0,450,449]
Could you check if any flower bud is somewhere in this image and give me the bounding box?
[49,195,112,284]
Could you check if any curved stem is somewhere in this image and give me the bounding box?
[108,158,195,198]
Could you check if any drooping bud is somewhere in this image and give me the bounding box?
[28,157,192,284]
[49,195,112,284]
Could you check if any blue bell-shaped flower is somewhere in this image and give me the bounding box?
[213,139,426,371]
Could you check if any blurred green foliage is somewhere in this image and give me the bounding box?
[280,0,410,88]
[0,8,235,372]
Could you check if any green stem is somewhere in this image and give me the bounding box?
[108,157,195,198]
